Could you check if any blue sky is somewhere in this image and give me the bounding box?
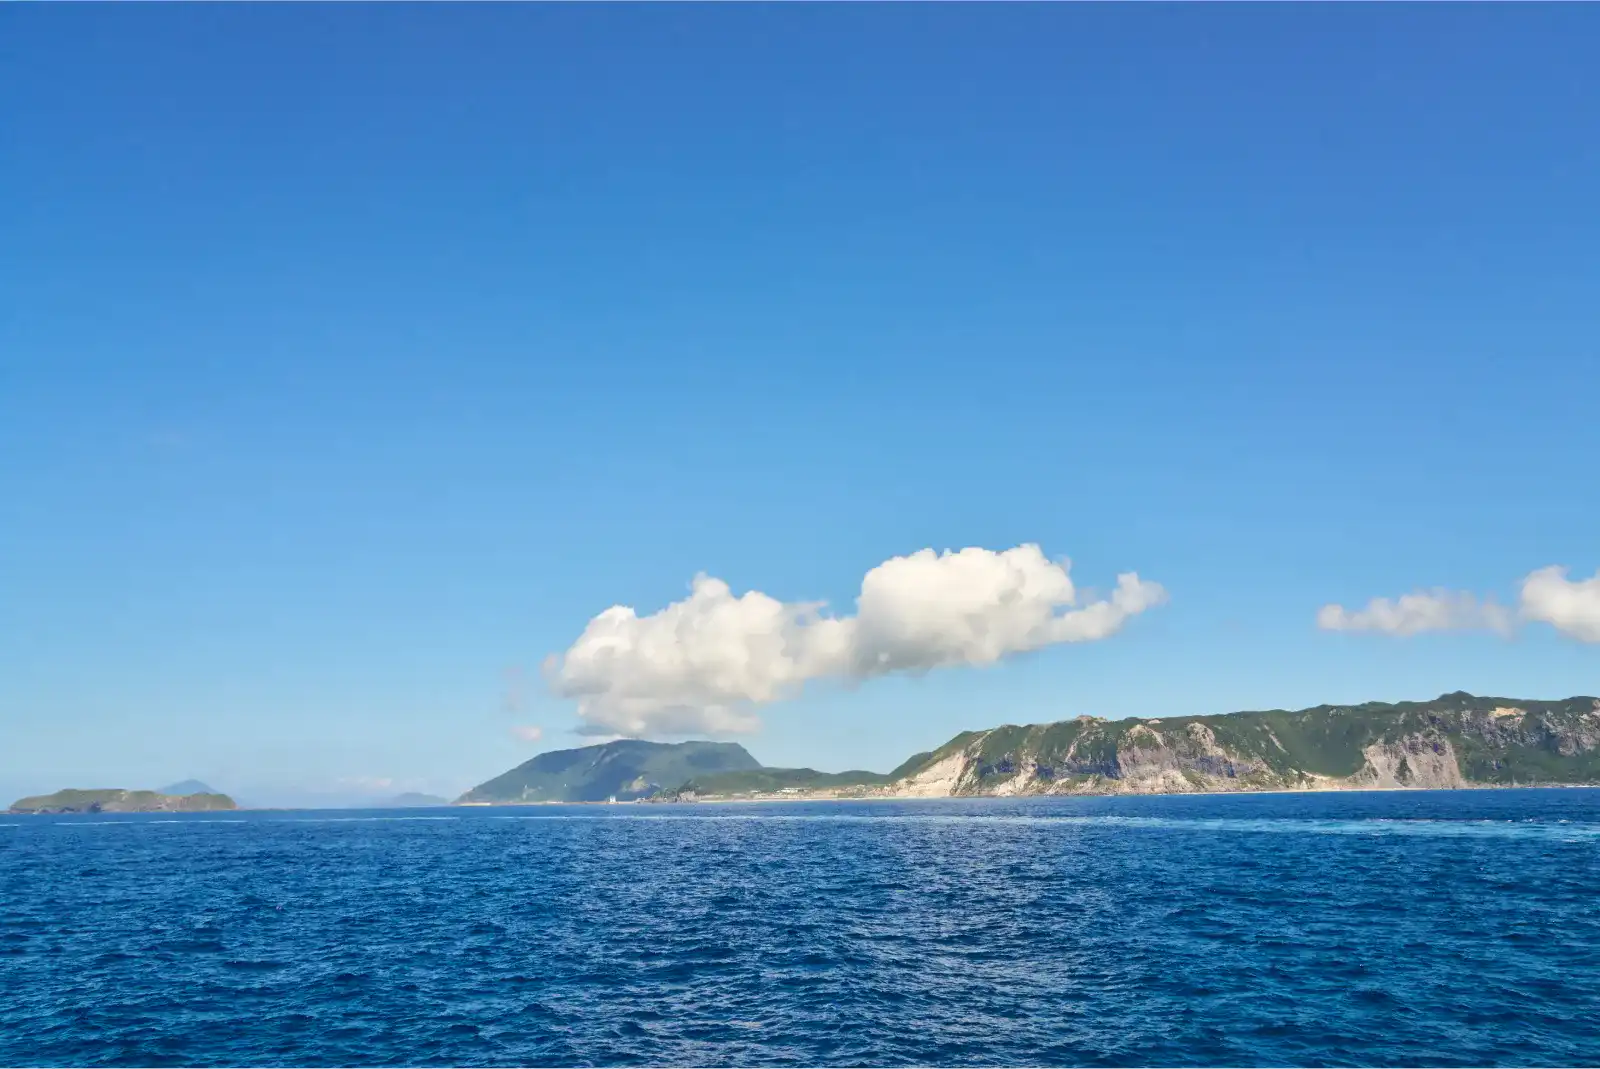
[3,7,1597,804]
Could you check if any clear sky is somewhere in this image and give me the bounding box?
[3,6,1597,805]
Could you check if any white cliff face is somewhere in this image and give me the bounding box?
[985,762,1037,796]
[875,724,1482,799]
[1049,721,1282,796]
[869,728,1488,799]
[1352,737,1469,789]
[889,750,970,797]
[875,722,1299,800]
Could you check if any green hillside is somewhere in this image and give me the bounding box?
[459,739,762,803]
[9,789,238,814]
[456,692,1600,804]
[882,692,1600,795]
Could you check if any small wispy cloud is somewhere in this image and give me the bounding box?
[510,725,544,743]
[1319,564,1600,642]
[1316,590,1512,636]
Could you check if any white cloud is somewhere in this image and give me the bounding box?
[846,546,1167,675]
[1519,566,1600,642]
[1316,590,1512,636]
[546,575,843,739]
[510,724,544,743]
[547,544,1165,738]
[1320,565,1600,642]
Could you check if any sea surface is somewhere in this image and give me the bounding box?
[3,790,1599,1067]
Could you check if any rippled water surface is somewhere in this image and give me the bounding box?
[3,790,1599,1067]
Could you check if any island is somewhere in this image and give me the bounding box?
[461,691,1600,804]
[383,792,451,807]
[8,789,238,814]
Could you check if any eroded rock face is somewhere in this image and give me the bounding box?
[1352,737,1469,790]
[1111,723,1271,789]
[861,692,1600,800]
[668,692,1600,803]
[891,752,969,798]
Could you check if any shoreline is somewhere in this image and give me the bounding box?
[460,779,1600,809]
[13,782,1598,817]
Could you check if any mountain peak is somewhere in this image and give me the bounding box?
[158,779,220,796]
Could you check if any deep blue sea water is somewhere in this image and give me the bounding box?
[3,790,1599,1068]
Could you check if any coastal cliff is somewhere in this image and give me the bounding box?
[667,692,1600,800]
[8,789,238,814]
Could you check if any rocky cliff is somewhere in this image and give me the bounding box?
[875,692,1600,797]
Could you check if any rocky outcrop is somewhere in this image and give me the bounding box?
[1349,737,1469,789]
[892,751,971,797]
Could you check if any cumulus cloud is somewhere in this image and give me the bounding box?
[546,575,843,739]
[547,544,1165,738]
[1316,589,1513,636]
[1519,566,1600,642]
[510,724,544,743]
[846,547,1167,675]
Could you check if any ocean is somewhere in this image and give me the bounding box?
[2,789,1598,1067]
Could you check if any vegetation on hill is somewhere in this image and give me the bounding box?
[9,789,238,814]
[668,766,889,798]
[458,739,761,803]
[880,692,1600,796]
[457,692,1600,805]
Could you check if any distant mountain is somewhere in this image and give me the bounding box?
[10,789,238,814]
[668,692,1600,801]
[158,779,220,796]
[459,739,761,804]
[384,792,451,807]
